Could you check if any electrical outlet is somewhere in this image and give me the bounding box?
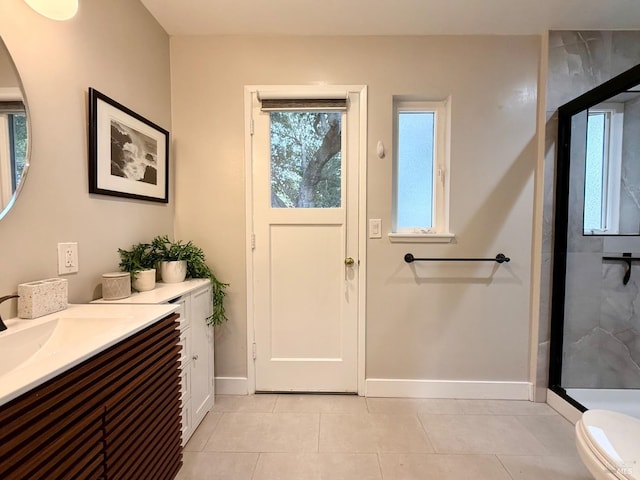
[65,248,74,267]
[58,242,78,274]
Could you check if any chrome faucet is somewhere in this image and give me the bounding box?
[0,294,19,331]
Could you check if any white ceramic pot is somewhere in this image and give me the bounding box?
[132,268,156,292]
[160,260,187,283]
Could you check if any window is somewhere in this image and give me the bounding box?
[259,97,348,209]
[390,97,452,242]
[583,104,623,234]
[8,113,27,188]
[0,100,27,206]
[269,111,342,208]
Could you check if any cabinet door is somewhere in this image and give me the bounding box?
[190,285,214,424]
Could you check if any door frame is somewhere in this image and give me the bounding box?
[243,84,368,395]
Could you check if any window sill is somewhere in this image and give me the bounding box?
[388,233,456,244]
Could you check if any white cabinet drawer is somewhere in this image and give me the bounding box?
[180,362,191,400]
[170,296,191,330]
[179,328,191,366]
[181,401,192,446]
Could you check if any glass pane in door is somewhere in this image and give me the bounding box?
[270,111,342,208]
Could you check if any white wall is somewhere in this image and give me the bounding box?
[171,35,540,394]
[0,41,18,87]
[0,0,173,316]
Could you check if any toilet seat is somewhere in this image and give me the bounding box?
[576,409,640,480]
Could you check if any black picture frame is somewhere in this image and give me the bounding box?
[88,88,169,203]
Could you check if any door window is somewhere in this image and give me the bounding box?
[270,111,342,208]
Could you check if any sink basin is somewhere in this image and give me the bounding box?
[0,318,58,376]
[0,303,178,407]
[0,316,134,377]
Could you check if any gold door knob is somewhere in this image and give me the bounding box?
[344,257,355,266]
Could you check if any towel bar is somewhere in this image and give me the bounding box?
[404,253,510,264]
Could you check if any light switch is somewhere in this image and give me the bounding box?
[369,219,382,239]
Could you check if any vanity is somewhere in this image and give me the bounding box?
[93,278,215,445]
[0,303,182,479]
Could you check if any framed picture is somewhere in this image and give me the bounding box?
[88,88,169,203]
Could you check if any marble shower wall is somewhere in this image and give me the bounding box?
[563,111,640,388]
[563,257,640,388]
[620,96,640,234]
[542,31,640,392]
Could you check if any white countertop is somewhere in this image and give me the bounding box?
[92,278,211,304]
[0,303,178,407]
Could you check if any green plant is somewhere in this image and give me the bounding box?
[117,242,157,280]
[151,235,196,262]
[151,235,229,326]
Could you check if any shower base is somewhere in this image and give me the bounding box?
[566,388,640,419]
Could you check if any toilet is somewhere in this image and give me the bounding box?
[576,409,640,480]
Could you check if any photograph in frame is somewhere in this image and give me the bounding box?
[88,88,169,203]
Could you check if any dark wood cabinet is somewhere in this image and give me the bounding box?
[0,313,182,480]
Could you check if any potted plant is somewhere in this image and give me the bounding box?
[150,235,191,283]
[117,242,157,291]
[151,235,229,326]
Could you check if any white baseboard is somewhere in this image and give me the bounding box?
[215,376,532,399]
[215,377,249,395]
[365,378,531,400]
[546,388,582,424]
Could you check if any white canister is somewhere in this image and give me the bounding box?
[102,272,131,300]
[132,268,156,292]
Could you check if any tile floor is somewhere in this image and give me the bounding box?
[176,394,592,480]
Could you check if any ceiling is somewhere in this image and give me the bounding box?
[140,0,640,36]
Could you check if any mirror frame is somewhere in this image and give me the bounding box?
[0,38,30,222]
[548,63,640,405]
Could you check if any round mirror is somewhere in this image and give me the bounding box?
[0,37,29,221]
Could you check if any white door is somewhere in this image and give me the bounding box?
[249,87,363,392]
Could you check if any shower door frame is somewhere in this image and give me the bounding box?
[549,63,640,411]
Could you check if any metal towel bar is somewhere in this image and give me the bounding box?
[404,253,510,264]
[602,253,639,285]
